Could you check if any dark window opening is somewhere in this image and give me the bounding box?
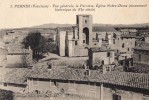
[101,60,104,65]
[83,27,89,45]
[4,83,7,87]
[122,43,125,48]
[85,20,87,24]
[106,67,110,71]
[54,81,58,86]
[83,40,86,43]
[75,41,77,45]
[48,65,52,69]
[131,60,133,66]
[35,90,40,94]
[127,48,129,51]
[135,41,137,46]
[113,39,115,44]
[113,94,121,100]
[107,52,110,57]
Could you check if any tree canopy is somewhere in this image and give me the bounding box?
[23,31,48,60]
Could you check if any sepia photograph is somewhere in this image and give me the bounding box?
[0,0,149,100]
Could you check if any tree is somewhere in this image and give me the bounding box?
[23,31,47,60]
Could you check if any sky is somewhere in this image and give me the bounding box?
[0,0,149,29]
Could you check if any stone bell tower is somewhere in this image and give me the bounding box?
[76,15,93,47]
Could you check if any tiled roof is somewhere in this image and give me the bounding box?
[0,68,31,84]
[120,34,136,38]
[28,67,149,90]
[134,41,149,50]
[90,47,114,52]
[1,66,149,90]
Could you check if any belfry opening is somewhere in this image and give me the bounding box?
[83,27,89,45]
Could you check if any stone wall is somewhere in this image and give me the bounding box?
[27,78,149,100]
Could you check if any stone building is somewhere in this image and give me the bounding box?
[26,67,149,100]
[5,44,32,68]
[56,30,67,56]
[0,66,149,100]
[133,41,149,66]
[88,47,115,69]
[56,15,116,57]
[113,27,140,60]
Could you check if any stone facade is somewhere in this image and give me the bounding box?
[6,46,32,68]
[56,29,66,56]
[27,78,149,100]
[133,41,149,65]
[56,14,108,57]
[88,47,115,69]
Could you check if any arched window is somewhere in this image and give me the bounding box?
[83,27,89,45]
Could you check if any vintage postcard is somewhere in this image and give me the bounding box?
[0,0,149,100]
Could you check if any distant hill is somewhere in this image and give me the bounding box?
[32,23,73,29]
[2,23,149,32]
[32,23,149,28]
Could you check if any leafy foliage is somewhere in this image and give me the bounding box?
[0,89,13,100]
[23,31,48,60]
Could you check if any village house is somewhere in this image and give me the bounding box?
[0,65,149,100]
[26,66,149,100]
[0,68,29,93]
[130,41,149,73]
[88,46,115,69]
[133,41,149,65]
[5,43,32,68]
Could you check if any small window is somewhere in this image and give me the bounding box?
[35,90,39,94]
[113,94,121,100]
[48,65,52,69]
[113,39,115,44]
[83,40,86,43]
[122,43,125,48]
[75,41,77,45]
[127,48,129,51]
[107,52,110,57]
[101,60,104,65]
[85,20,87,24]
[131,61,133,66]
[106,67,110,71]
[4,83,7,87]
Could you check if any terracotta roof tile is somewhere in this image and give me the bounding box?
[0,68,31,84]
[1,67,149,90]
[27,67,149,90]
